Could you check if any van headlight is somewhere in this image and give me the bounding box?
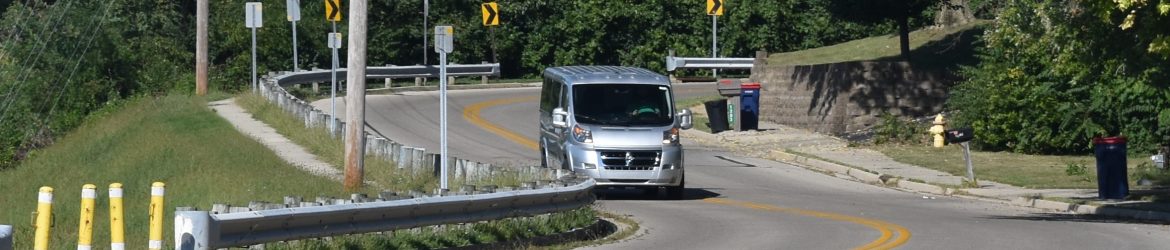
[573,124,593,143]
[663,127,679,144]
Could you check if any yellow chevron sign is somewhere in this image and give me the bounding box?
[325,0,341,22]
[707,0,724,16]
[482,2,499,26]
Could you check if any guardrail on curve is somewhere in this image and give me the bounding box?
[175,178,595,249]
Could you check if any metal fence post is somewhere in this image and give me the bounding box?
[0,224,13,250]
[174,211,211,250]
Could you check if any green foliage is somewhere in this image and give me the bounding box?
[0,0,191,169]
[873,112,925,145]
[1063,161,1088,177]
[950,0,1170,154]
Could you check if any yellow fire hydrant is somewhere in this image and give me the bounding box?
[929,114,946,148]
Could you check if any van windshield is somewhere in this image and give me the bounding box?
[572,84,673,126]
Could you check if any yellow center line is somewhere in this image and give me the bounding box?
[703,198,911,250]
[462,96,541,152]
[465,96,911,249]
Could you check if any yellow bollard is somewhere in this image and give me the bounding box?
[148,182,165,250]
[109,183,125,250]
[33,186,53,250]
[78,184,97,250]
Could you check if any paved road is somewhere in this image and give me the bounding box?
[329,85,1170,249]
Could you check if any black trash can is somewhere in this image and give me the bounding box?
[703,99,729,133]
[1093,137,1129,200]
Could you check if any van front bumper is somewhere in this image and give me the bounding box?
[567,144,684,187]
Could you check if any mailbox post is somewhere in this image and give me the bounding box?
[945,128,976,186]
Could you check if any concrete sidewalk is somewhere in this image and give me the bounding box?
[683,120,1170,221]
[209,99,345,182]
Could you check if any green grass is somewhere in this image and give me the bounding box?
[874,145,1149,189]
[0,94,358,249]
[263,207,598,249]
[236,93,532,189]
[237,93,435,191]
[768,21,987,68]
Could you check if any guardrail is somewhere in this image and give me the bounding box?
[174,178,595,249]
[665,56,754,72]
[0,224,11,250]
[254,63,550,183]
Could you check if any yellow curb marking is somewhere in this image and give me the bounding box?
[466,96,912,249]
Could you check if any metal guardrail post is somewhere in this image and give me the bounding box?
[173,211,212,250]
[0,224,12,250]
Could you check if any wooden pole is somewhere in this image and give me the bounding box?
[344,0,368,191]
[195,0,208,96]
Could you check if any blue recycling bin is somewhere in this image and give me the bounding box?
[1093,137,1129,200]
[739,83,760,131]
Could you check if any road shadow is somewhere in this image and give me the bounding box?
[594,187,722,201]
[982,213,1170,226]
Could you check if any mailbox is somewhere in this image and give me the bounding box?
[945,128,975,144]
[716,79,742,97]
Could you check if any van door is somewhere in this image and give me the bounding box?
[539,79,565,163]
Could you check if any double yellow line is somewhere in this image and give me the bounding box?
[464,96,911,249]
[703,198,910,249]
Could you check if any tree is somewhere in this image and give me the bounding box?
[830,0,943,61]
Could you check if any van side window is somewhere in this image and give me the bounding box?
[558,84,569,110]
[540,78,557,112]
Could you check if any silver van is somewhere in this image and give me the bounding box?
[539,66,693,198]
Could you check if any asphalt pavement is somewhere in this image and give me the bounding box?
[315,85,1170,249]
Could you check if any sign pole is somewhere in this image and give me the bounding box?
[330,21,338,134]
[246,2,262,93]
[435,26,453,192]
[712,15,717,79]
[288,0,301,72]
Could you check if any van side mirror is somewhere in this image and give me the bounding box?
[552,108,568,128]
[678,109,693,130]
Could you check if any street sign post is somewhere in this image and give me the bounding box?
[287,0,301,72]
[435,25,453,191]
[707,0,723,78]
[481,2,499,26]
[329,32,342,133]
[246,2,262,93]
[325,0,342,132]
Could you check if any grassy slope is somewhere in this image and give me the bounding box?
[768,21,987,67]
[874,145,1148,189]
[0,94,354,249]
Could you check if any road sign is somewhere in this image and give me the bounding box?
[481,2,499,26]
[325,0,342,22]
[286,0,300,21]
[435,26,453,53]
[707,0,723,16]
[245,2,263,28]
[328,32,343,49]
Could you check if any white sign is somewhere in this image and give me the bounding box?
[328,33,343,49]
[434,26,453,53]
[286,0,301,21]
[245,2,263,28]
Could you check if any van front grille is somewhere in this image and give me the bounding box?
[600,151,660,170]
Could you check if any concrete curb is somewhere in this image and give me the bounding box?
[682,129,1170,223]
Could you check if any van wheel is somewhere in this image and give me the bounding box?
[666,174,685,200]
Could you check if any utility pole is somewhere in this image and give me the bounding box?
[343,0,368,191]
[196,0,208,96]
